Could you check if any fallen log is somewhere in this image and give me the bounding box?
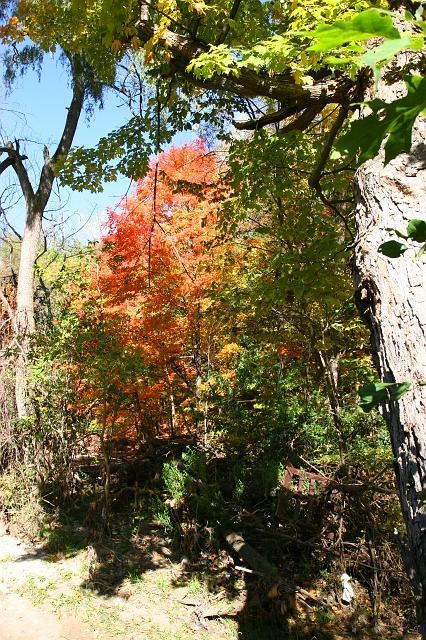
[225,532,279,577]
[225,531,296,615]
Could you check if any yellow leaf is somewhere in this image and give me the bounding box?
[131,35,141,49]
[145,50,155,64]
[111,39,122,54]
[192,1,207,14]
[217,342,242,362]
[292,69,303,84]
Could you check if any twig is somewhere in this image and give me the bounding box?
[234,565,263,575]
[297,587,327,606]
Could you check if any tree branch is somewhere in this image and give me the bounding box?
[305,105,355,241]
[216,0,243,45]
[36,54,86,212]
[0,209,23,241]
[0,143,34,203]
[278,103,326,134]
[308,106,349,190]
[135,20,357,108]
[0,156,15,174]
[235,104,299,130]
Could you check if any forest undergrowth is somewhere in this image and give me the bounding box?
[0,431,418,640]
[0,142,420,639]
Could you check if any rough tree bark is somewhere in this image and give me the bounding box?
[354,100,426,631]
[342,38,426,627]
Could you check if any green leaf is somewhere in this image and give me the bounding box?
[324,53,362,66]
[394,229,409,240]
[407,219,426,242]
[358,382,394,412]
[309,9,400,53]
[336,100,385,162]
[361,35,418,78]
[359,381,411,411]
[336,76,426,164]
[378,240,408,257]
[415,244,426,260]
[392,382,411,400]
[415,4,425,19]
[385,227,408,239]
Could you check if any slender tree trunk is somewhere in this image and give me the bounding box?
[169,389,176,437]
[165,371,176,437]
[318,351,345,463]
[3,55,86,420]
[14,201,42,418]
[100,398,112,533]
[353,84,426,632]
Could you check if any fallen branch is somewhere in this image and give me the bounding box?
[225,531,296,614]
[225,532,279,576]
[329,481,396,496]
[297,587,327,606]
[234,564,263,575]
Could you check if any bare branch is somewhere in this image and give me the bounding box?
[0,156,14,174]
[0,143,33,203]
[0,208,23,241]
[235,104,299,130]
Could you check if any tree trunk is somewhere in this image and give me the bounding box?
[353,86,426,632]
[169,389,176,437]
[318,351,345,462]
[14,202,42,418]
[100,400,112,534]
[5,55,86,420]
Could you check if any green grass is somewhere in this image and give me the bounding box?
[155,573,171,592]
[187,575,204,596]
[20,575,56,604]
[127,568,145,584]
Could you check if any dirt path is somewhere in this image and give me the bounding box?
[0,533,238,640]
[0,535,98,640]
[0,591,93,640]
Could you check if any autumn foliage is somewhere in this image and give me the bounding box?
[71,140,227,441]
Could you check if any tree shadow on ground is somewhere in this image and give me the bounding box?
[14,447,412,640]
[23,487,310,638]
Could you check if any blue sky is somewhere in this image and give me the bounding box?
[0,53,190,241]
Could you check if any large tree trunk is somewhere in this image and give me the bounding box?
[354,90,426,631]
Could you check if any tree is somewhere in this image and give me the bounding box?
[122,9,426,631]
[222,131,369,464]
[5,0,426,630]
[0,0,116,419]
[0,55,87,419]
[74,140,226,444]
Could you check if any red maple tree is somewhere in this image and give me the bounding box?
[78,140,226,440]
